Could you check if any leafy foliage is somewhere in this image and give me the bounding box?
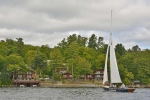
[0,35,150,85]
[33,52,47,70]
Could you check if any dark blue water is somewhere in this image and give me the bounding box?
[0,88,150,100]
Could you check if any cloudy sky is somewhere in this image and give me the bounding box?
[0,0,150,49]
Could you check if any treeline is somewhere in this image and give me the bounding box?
[0,34,150,85]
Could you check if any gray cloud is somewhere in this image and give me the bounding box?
[0,0,150,49]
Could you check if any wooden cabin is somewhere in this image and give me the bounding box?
[16,71,36,80]
[13,71,40,87]
[62,72,72,79]
[93,69,104,80]
[80,74,93,80]
[86,74,93,80]
[56,67,68,75]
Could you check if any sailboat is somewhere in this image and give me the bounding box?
[102,10,135,92]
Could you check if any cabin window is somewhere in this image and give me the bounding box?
[27,75,31,78]
[96,75,100,77]
[18,75,22,78]
[27,72,31,74]
[70,75,72,78]
[95,71,100,74]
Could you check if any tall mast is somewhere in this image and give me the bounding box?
[111,10,113,35]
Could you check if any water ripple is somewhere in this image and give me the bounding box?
[0,88,150,100]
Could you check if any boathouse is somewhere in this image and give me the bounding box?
[13,80,40,87]
[13,71,40,87]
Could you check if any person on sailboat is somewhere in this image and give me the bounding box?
[120,83,126,88]
[110,84,114,88]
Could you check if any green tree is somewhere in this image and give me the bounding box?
[16,38,24,57]
[6,54,26,79]
[77,35,88,47]
[40,44,51,58]
[50,47,63,63]
[64,42,80,80]
[25,50,36,68]
[64,42,79,60]
[115,43,126,56]
[88,34,97,49]
[0,55,6,72]
[50,47,63,80]
[0,69,12,86]
[67,34,78,45]
[57,38,67,50]
[119,64,134,85]
[81,47,98,71]
[33,52,47,71]
[75,56,92,81]
[5,39,18,56]
[135,50,150,84]
[96,54,105,69]
[132,45,141,52]
[97,36,104,49]
[118,53,135,73]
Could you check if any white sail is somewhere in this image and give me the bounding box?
[110,34,122,83]
[102,40,109,84]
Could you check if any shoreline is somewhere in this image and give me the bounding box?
[40,83,101,88]
[0,85,149,88]
[39,82,149,88]
[1,81,150,88]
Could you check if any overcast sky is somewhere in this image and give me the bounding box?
[0,0,150,49]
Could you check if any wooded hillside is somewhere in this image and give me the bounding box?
[0,34,150,85]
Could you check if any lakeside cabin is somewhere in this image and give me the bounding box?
[93,69,104,81]
[62,72,72,79]
[79,74,93,80]
[12,68,104,87]
[13,71,40,87]
[61,68,104,80]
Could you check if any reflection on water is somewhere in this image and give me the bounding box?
[0,88,150,100]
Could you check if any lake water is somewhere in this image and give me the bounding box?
[0,87,150,100]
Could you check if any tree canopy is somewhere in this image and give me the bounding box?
[0,35,150,85]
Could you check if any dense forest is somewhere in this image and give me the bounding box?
[0,34,150,86]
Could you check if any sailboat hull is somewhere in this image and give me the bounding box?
[103,86,135,92]
[116,88,135,92]
[102,86,110,91]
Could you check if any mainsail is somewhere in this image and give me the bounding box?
[109,34,122,83]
